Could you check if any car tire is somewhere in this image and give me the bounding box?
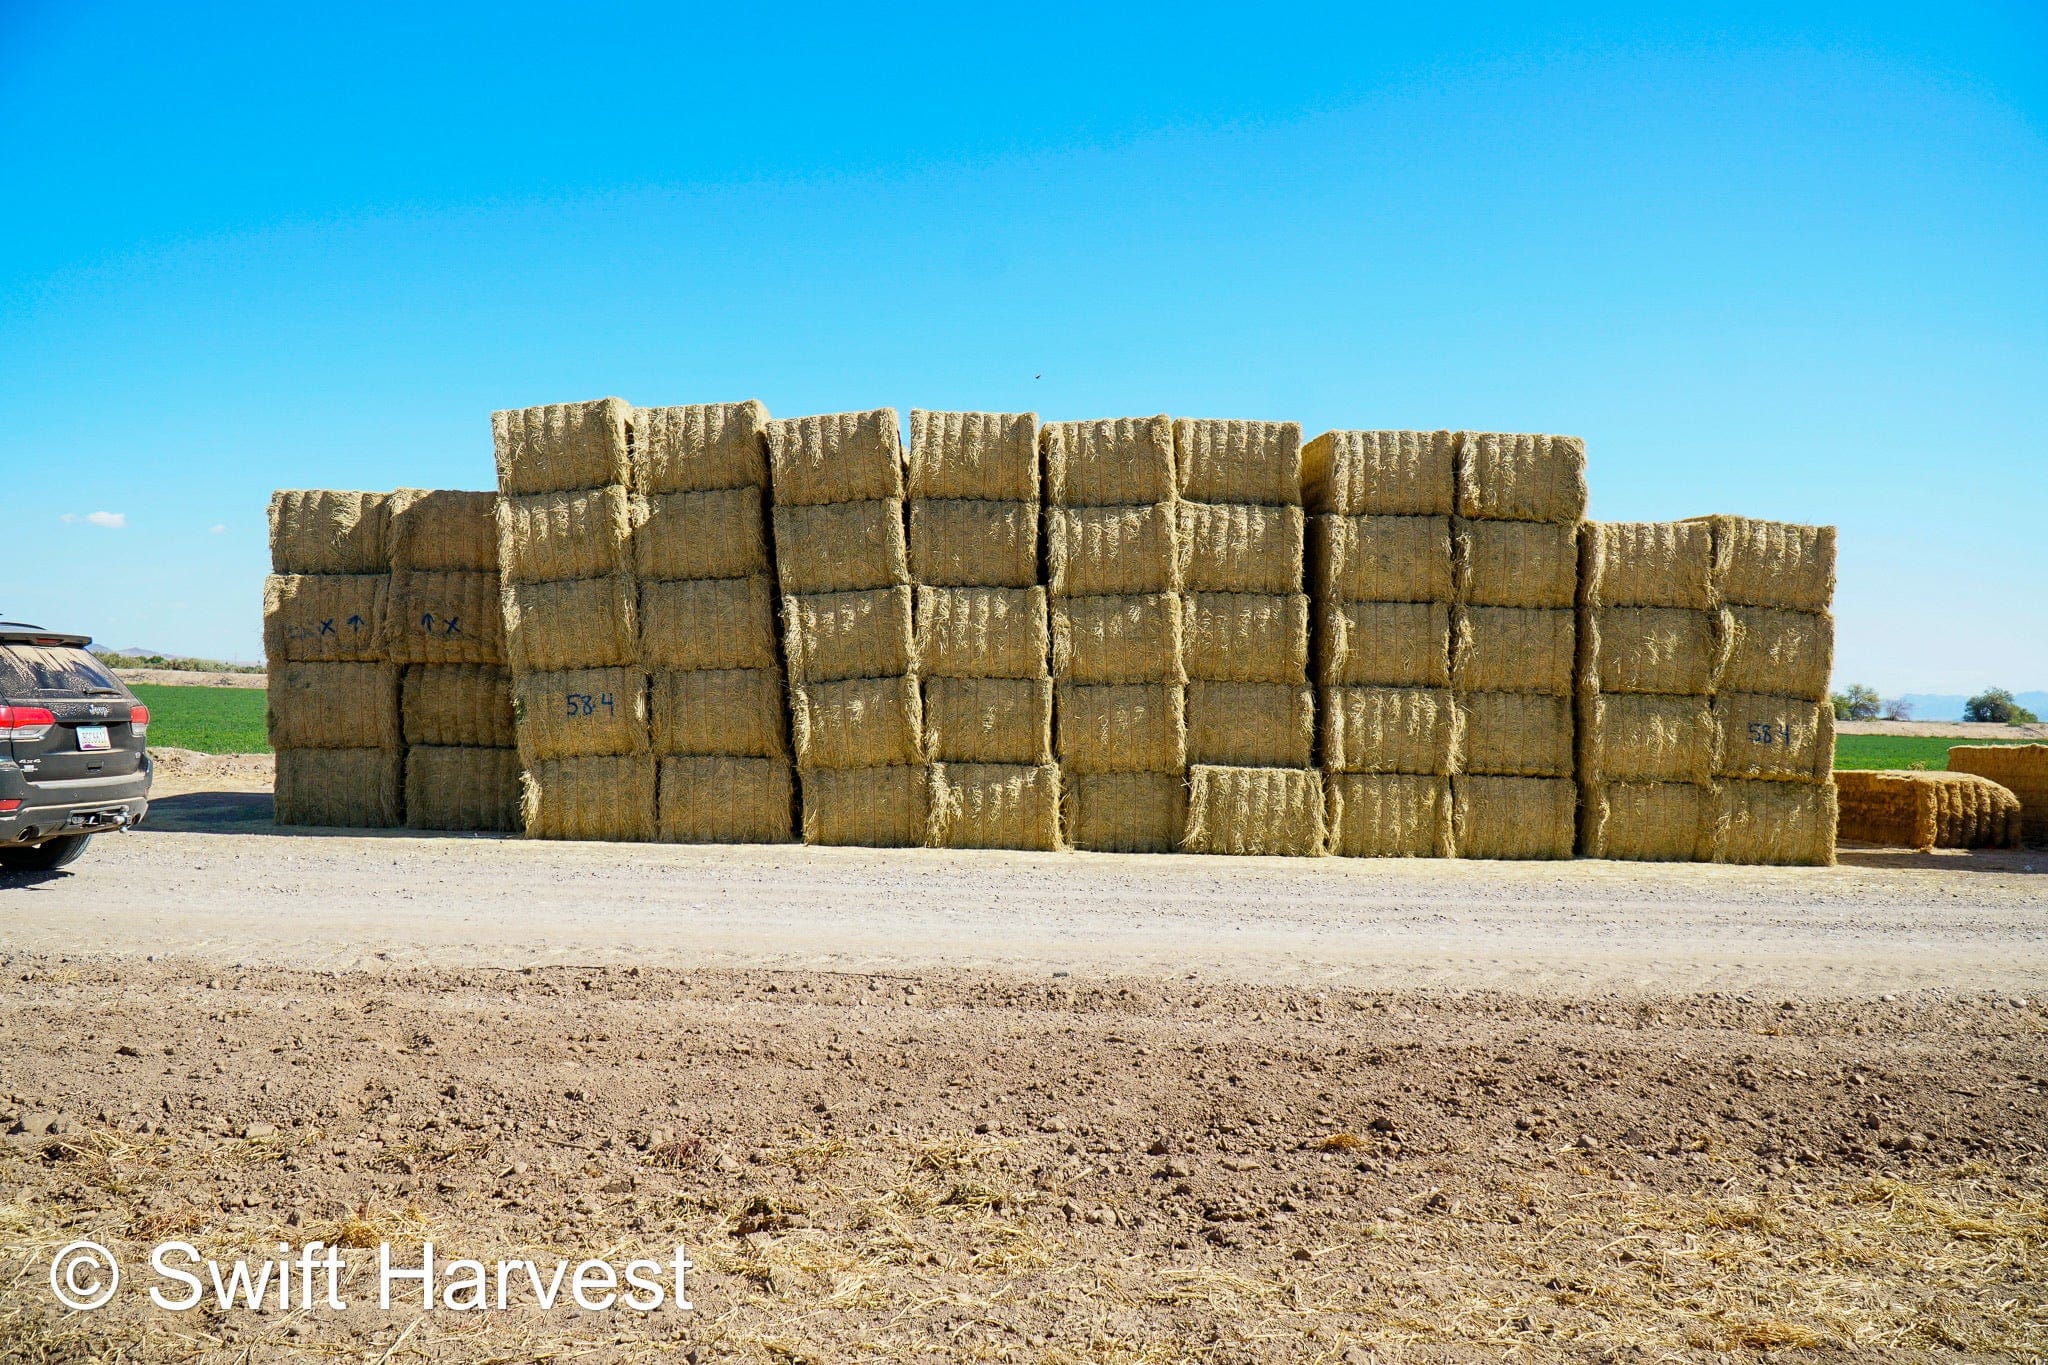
[0,834,93,871]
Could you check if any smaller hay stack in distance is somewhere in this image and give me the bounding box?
[1835,769,2022,851]
[1946,745,2048,848]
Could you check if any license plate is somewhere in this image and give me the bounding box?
[76,725,111,751]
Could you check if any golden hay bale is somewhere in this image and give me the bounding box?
[908,410,1039,502]
[1713,778,1837,866]
[1301,430,1455,517]
[1325,773,1451,858]
[263,574,388,664]
[1060,770,1187,853]
[1578,521,1713,610]
[633,486,769,582]
[1050,593,1185,685]
[1459,691,1573,778]
[1711,693,1834,783]
[1183,764,1326,857]
[1451,607,1575,695]
[1311,514,1454,604]
[765,409,904,507]
[1042,416,1175,508]
[780,586,915,684]
[386,489,497,572]
[792,676,924,770]
[401,664,515,748]
[1835,770,2022,851]
[1047,503,1181,597]
[1055,683,1186,774]
[1946,745,2048,847]
[1317,600,1451,688]
[1321,685,1457,775]
[1177,501,1305,595]
[493,398,633,497]
[657,755,795,843]
[907,498,1040,589]
[1578,692,1715,784]
[634,400,769,495]
[922,676,1052,765]
[267,662,401,751]
[1455,519,1578,609]
[512,666,649,762]
[501,574,639,673]
[382,570,504,665]
[1579,780,1711,861]
[915,587,1050,680]
[1454,432,1587,525]
[639,575,780,672]
[521,754,658,842]
[1182,592,1309,685]
[273,747,403,828]
[929,762,1062,850]
[269,490,391,575]
[495,486,633,585]
[1698,515,1837,611]
[800,764,930,847]
[404,746,522,832]
[1578,606,1721,697]
[1718,606,1833,702]
[649,667,790,759]
[1452,775,1576,859]
[772,498,910,594]
[1173,418,1303,506]
[1187,682,1314,768]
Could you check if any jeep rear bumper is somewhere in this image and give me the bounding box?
[0,757,151,846]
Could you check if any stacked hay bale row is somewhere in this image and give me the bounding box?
[1835,770,2021,850]
[907,410,1060,849]
[766,410,926,846]
[632,402,795,843]
[1175,419,1323,856]
[1947,745,2048,847]
[492,398,654,840]
[265,490,403,826]
[1044,417,1186,852]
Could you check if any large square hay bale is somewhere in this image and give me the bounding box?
[1187,682,1314,767]
[404,746,522,832]
[274,748,404,828]
[1835,770,2022,851]
[1317,600,1451,688]
[1719,606,1833,701]
[512,666,650,761]
[1579,693,1714,784]
[493,399,633,496]
[495,486,633,584]
[908,410,1039,502]
[1042,416,1175,507]
[1578,607,1720,696]
[521,754,657,841]
[1047,504,1181,596]
[1055,683,1186,773]
[765,410,904,507]
[930,762,1061,850]
[1699,516,1836,611]
[1301,430,1455,517]
[915,587,1049,679]
[792,676,924,769]
[1050,593,1185,685]
[263,574,388,664]
[639,575,779,671]
[634,401,769,495]
[1311,514,1453,603]
[800,764,930,847]
[772,499,910,594]
[1455,520,1578,609]
[657,755,795,843]
[908,499,1039,588]
[267,662,401,750]
[501,575,639,672]
[1452,775,1576,859]
[1578,521,1713,610]
[649,668,790,759]
[269,490,391,575]
[1182,593,1309,684]
[1177,502,1305,594]
[402,664,515,749]
[1714,778,1837,866]
[1946,745,2048,847]
[1580,781,1711,861]
[922,676,1052,764]
[387,489,497,572]
[1454,432,1587,525]
[781,587,915,684]
[382,570,504,665]
[1451,607,1574,694]
[1061,771,1187,853]
[1321,686,1457,774]
[1458,691,1573,778]
[633,487,769,582]
[1325,773,1451,858]
[1183,765,1325,856]
[1173,418,1303,506]
[1711,694,1834,783]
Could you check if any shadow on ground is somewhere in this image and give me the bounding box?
[139,790,511,842]
[1837,845,2044,875]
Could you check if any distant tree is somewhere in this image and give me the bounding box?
[1881,697,1915,721]
[1831,684,1882,721]
[1963,688,2040,724]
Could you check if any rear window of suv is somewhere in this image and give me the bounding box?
[0,644,126,698]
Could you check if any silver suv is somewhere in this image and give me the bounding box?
[0,622,152,872]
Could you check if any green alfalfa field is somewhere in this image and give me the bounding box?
[127,683,267,754]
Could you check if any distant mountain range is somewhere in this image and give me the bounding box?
[1893,692,2048,722]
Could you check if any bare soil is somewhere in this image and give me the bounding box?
[1836,719,2048,740]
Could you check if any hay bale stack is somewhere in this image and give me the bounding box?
[1044,417,1185,851]
[631,401,794,843]
[493,399,654,840]
[1836,770,2022,851]
[1304,431,1456,857]
[1946,745,2048,848]
[767,409,926,846]
[1174,418,1320,854]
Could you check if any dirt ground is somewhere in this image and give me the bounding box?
[1836,719,2048,740]
[109,669,266,689]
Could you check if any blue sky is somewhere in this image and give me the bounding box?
[2,2,2043,693]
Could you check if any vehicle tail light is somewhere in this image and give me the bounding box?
[129,704,150,738]
[0,705,57,742]
[0,799,20,812]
